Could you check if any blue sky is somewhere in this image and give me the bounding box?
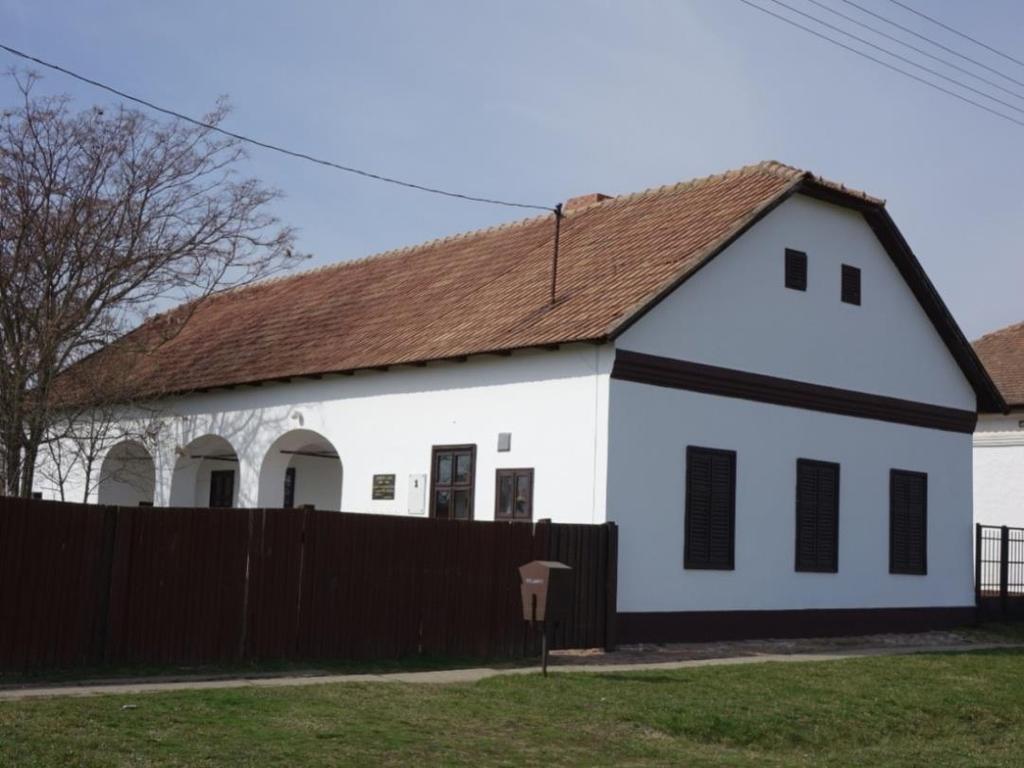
[2,0,1022,339]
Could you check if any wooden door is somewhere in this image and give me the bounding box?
[209,469,235,508]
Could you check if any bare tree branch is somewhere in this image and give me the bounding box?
[0,71,303,496]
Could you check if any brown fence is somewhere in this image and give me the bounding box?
[0,497,617,673]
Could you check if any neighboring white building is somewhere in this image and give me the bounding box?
[973,322,1024,528]
[40,162,1004,642]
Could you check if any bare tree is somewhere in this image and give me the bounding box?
[0,72,302,497]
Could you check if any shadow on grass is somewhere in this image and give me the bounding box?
[0,653,540,688]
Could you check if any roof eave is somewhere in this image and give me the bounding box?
[859,205,1006,414]
[131,338,614,401]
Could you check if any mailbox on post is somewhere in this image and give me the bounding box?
[519,560,572,675]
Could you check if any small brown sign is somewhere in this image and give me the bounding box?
[372,474,396,500]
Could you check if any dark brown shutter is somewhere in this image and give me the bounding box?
[841,264,861,305]
[685,447,736,570]
[795,459,839,572]
[785,249,807,291]
[890,470,927,574]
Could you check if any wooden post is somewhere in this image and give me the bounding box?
[975,523,982,610]
[541,621,550,676]
[92,505,120,665]
[1000,526,1010,619]
[604,521,619,652]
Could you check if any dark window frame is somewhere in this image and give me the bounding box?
[429,444,477,520]
[841,264,862,305]
[785,248,808,291]
[794,459,840,574]
[684,446,737,571]
[889,469,928,575]
[495,468,535,522]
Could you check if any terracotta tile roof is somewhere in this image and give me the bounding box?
[75,160,1001,412]
[974,322,1024,407]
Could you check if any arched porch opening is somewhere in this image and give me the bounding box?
[96,441,155,506]
[169,434,240,507]
[257,429,342,511]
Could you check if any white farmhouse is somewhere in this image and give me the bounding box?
[41,162,1003,641]
[973,322,1024,528]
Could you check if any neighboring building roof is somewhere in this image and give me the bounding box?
[79,161,1005,412]
[974,321,1024,408]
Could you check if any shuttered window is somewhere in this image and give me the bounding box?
[785,249,807,291]
[795,459,839,573]
[684,447,736,570]
[841,264,861,305]
[890,470,927,574]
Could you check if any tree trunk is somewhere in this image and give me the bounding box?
[81,454,95,504]
[3,437,21,496]
[19,441,37,498]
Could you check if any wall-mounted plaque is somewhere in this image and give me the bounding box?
[372,474,396,500]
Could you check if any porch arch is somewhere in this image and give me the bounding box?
[257,429,342,511]
[169,434,240,507]
[97,441,155,506]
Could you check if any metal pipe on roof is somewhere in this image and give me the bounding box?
[549,203,563,306]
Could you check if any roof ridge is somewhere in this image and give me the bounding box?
[975,319,1024,344]
[565,159,802,214]
[562,160,809,216]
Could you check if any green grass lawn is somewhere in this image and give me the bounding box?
[3,649,1024,767]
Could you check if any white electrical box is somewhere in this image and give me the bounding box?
[407,474,427,516]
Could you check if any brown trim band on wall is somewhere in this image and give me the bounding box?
[611,350,978,434]
[618,606,976,644]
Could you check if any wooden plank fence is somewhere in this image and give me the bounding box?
[0,497,617,672]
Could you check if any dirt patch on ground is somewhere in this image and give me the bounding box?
[548,629,1010,667]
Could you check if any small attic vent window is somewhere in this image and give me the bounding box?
[785,249,807,291]
[841,264,861,306]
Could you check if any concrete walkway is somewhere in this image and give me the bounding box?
[0,641,1015,701]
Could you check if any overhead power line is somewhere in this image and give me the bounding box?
[0,42,555,214]
[759,0,1024,116]
[804,0,1024,103]
[886,0,1024,71]
[733,0,1024,128]
[840,0,1024,90]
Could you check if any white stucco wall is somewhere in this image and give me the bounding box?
[974,411,1024,528]
[617,194,976,410]
[607,381,974,612]
[42,345,612,526]
[607,192,976,613]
